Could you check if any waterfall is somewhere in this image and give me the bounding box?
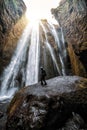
[0,20,67,100]
[47,21,67,75]
[0,24,31,100]
[26,21,40,86]
[40,21,62,75]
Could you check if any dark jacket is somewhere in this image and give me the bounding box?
[40,69,47,78]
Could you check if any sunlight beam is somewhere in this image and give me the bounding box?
[23,0,61,23]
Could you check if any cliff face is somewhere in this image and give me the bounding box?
[52,0,87,76]
[0,0,26,34]
[0,0,27,74]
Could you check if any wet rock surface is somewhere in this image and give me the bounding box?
[0,15,28,75]
[0,0,26,35]
[0,100,10,130]
[6,76,87,130]
[52,0,87,76]
[0,0,26,75]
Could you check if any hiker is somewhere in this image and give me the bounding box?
[40,67,47,85]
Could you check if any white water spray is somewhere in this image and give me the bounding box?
[0,24,31,99]
[0,20,67,101]
[47,21,67,75]
[26,21,40,85]
[40,21,62,75]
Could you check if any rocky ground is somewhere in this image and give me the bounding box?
[0,99,10,130]
[3,76,87,130]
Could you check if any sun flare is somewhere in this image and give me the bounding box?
[23,0,61,23]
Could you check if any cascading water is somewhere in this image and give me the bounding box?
[47,21,67,75]
[0,24,31,100]
[40,21,62,75]
[26,21,40,86]
[0,20,67,100]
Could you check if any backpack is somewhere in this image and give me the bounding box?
[42,70,47,76]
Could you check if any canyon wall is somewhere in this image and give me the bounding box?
[0,0,87,77]
[0,0,27,74]
[52,0,87,77]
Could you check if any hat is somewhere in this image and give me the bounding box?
[40,67,43,70]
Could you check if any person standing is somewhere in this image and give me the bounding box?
[40,67,47,85]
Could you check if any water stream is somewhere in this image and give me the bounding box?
[26,21,40,86]
[40,21,62,75]
[0,20,67,100]
[47,21,67,75]
[0,24,31,100]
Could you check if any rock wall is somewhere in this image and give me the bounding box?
[0,0,26,32]
[52,0,87,77]
[0,0,27,74]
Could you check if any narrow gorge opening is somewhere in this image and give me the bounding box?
[0,0,70,100]
[0,20,69,100]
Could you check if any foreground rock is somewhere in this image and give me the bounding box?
[6,76,87,130]
[0,100,10,130]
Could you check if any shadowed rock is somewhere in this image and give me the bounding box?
[6,76,87,130]
[0,0,26,75]
[0,101,10,130]
[52,0,87,76]
[0,111,4,118]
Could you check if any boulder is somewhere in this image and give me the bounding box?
[6,76,87,130]
[0,100,10,130]
[0,111,4,118]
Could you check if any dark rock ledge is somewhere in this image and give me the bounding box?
[6,76,87,130]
